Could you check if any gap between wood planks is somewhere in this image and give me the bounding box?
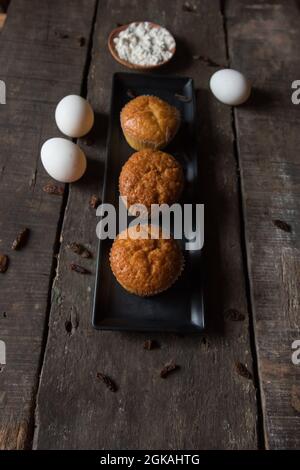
[220,0,265,449]
[30,0,100,448]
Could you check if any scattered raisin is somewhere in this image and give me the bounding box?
[0,254,9,273]
[43,183,64,195]
[70,263,90,274]
[235,362,253,380]
[273,219,291,233]
[224,308,245,321]
[97,372,117,392]
[77,36,86,47]
[54,30,69,39]
[12,228,30,250]
[65,320,72,335]
[144,339,159,350]
[67,242,91,259]
[160,361,179,378]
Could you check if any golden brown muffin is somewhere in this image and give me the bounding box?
[119,149,184,214]
[120,95,180,150]
[110,225,184,296]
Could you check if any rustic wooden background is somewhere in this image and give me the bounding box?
[0,0,299,450]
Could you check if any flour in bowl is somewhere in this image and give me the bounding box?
[113,22,175,66]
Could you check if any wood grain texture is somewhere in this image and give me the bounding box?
[34,0,258,449]
[226,0,300,449]
[0,0,96,449]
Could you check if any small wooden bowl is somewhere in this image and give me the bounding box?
[108,22,176,71]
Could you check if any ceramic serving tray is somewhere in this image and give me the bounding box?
[92,72,204,333]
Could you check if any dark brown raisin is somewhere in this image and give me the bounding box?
[67,242,91,259]
[235,362,253,380]
[143,339,159,350]
[273,219,292,233]
[0,254,9,273]
[43,183,64,195]
[12,228,30,250]
[77,36,86,47]
[224,308,245,321]
[97,372,117,392]
[160,361,179,378]
[55,31,69,39]
[70,263,90,274]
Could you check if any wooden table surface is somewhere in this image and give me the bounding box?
[0,0,299,450]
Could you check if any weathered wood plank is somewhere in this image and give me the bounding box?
[0,0,96,449]
[34,0,258,449]
[226,0,300,449]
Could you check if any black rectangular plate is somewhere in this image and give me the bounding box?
[92,72,204,333]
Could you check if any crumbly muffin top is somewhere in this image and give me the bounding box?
[119,149,184,212]
[110,225,183,296]
[120,95,180,147]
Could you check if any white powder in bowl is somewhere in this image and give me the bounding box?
[113,22,175,66]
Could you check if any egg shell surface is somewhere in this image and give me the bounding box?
[209,69,251,106]
[41,137,87,183]
[55,95,94,138]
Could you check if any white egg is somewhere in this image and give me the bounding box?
[55,95,94,137]
[41,138,87,183]
[209,69,251,106]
